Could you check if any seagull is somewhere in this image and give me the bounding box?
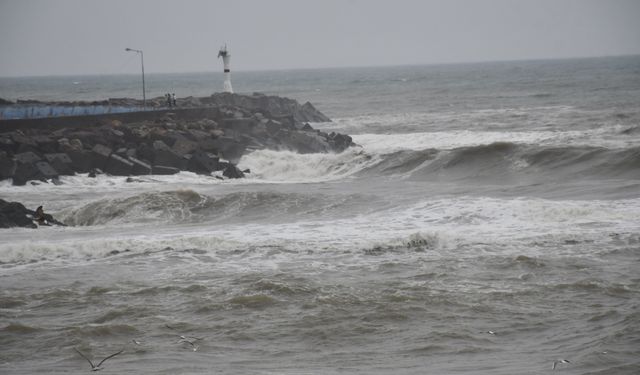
[179,335,204,341]
[177,335,202,352]
[552,359,570,370]
[74,348,123,372]
[486,330,496,335]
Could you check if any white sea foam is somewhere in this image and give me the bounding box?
[238,148,380,183]
[352,127,633,154]
[3,196,637,265]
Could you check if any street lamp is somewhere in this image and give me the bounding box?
[125,48,146,109]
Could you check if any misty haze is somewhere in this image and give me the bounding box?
[1,1,639,374]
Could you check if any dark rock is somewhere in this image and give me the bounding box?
[0,137,15,153]
[330,133,353,152]
[0,94,349,183]
[301,101,331,122]
[88,168,103,178]
[152,165,180,175]
[187,129,211,141]
[12,160,58,185]
[223,164,245,179]
[0,152,16,179]
[299,123,314,131]
[33,135,57,154]
[91,144,112,170]
[135,143,154,164]
[14,151,42,165]
[11,134,38,154]
[220,118,257,134]
[35,161,58,180]
[0,199,65,228]
[11,152,43,185]
[66,130,101,149]
[44,153,74,176]
[265,120,283,135]
[212,137,247,165]
[282,131,331,154]
[128,156,152,175]
[273,115,296,130]
[152,140,188,170]
[66,149,93,173]
[207,93,331,123]
[105,154,133,176]
[171,137,199,156]
[187,149,220,174]
[0,199,36,228]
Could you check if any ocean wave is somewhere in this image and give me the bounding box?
[353,123,636,152]
[68,323,140,337]
[60,189,210,226]
[363,232,446,256]
[238,148,379,183]
[60,189,373,227]
[355,143,640,181]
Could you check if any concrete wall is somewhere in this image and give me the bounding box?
[0,107,221,132]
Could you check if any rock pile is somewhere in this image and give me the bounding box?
[0,93,353,185]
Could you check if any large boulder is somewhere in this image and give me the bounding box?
[104,154,133,176]
[152,165,180,175]
[281,131,331,154]
[91,144,112,170]
[0,199,36,228]
[0,137,15,153]
[187,149,220,174]
[211,137,247,165]
[11,134,38,154]
[151,140,188,170]
[207,93,332,123]
[44,153,74,175]
[0,199,65,228]
[66,149,93,173]
[0,152,16,180]
[222,163,245,179]
[12,152,57,185]
[128,156,152,175]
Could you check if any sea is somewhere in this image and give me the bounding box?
[1,55,639,374]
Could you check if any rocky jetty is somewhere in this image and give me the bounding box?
[0,93,353,185]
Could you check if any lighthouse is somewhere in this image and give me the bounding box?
[218,44,233,93]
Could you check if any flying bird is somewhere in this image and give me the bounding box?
[552,359,571,370]
[177,335,202,351]
[74,348,123,371]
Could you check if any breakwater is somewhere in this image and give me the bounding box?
[0,92,353,185]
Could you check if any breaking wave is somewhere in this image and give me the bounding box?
[356,143,640,181]
[59,189,373,226]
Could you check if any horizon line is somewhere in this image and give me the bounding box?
[1,53,638,79]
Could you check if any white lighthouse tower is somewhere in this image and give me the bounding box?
[218,44,233,93]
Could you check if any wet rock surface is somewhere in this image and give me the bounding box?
[0,199,66,228]
[0,93,353,185]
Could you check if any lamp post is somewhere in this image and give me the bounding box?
[125,48,146,109]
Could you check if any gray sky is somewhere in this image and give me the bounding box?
[1,0,639,77]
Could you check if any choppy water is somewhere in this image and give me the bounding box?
[1,56,640,374]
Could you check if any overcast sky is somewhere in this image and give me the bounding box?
[1,0,639,77]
